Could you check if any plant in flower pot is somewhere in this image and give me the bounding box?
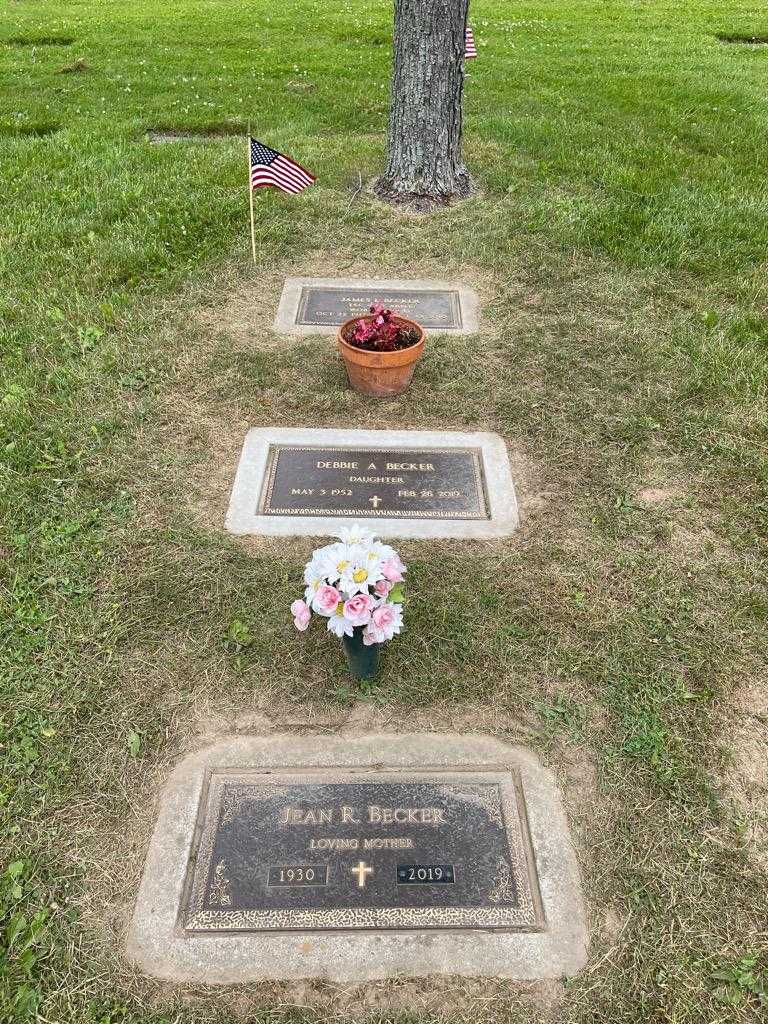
[337,301,425,398]
[290,525,406,680]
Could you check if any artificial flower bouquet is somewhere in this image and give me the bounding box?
[290,526,406,677]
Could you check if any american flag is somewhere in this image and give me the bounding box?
[249,137,316,195]
[465,26,478,59]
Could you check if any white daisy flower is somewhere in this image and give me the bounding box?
[303,557,329,601]
[369,540,397,563]
[338,544,385,596]
[336,524,376,547]
[314,541,356,585]
[327,611,354,638]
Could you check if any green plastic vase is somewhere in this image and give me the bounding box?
[342,627,380,680]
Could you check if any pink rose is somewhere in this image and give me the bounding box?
[380,557,406,583]
[374,579,392,597]
[372,604,396,630]
[312,584,341,616]
[364,602,404,645]
[343,593,373,626]
[290,599,311,632]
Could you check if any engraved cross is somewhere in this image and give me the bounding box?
[368,495,382,509]
[350,860,374,888]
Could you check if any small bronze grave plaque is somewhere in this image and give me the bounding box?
[296,286,462,329]
[258,445,489,520]
[182,770,542,933]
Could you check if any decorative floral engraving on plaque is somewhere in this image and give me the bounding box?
[488,859,517,904]
[208,860,232,907]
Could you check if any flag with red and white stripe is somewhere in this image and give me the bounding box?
[249,137,316,195]
[465,26,478,59]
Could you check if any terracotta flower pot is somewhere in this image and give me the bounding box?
[337,315,425,398]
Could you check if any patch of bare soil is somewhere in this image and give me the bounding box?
[722,677,768,869]
[633,471,735,561]
[716,32,768,45]
[635,485,686,505]
[203,975,565,1022]
[373,175,475,214]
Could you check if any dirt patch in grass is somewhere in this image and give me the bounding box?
[716,33,768,45]
[198,975,565,1021]
[635,484,687,505]
[58,57,89,73]
[192,269,293,350]
[722,677,768,869]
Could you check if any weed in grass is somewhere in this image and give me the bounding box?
[0,861,49,1020]
[709,956,768,1010]
[536,694,585,739]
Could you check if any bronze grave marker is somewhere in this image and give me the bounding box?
[182,769,543,933]
[225,428,519,538]
[258,445,489,520]
[127,736,588,982]
[273,278,480,335]
[296,286,462,330]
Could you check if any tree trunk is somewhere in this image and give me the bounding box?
[376,0,472,210]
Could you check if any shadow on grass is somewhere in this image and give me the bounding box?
[0,123,60,138]
[6,35,74,46]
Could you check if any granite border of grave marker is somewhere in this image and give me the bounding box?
[273,277,480,335]
[126,734,588,984]
[225,427,519,539]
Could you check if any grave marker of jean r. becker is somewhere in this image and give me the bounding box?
[126,735,588,983]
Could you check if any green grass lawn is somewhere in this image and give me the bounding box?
[2,1,767,1022]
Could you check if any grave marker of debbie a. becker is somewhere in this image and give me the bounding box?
[273,277,480,335]
[126,735,588,983]
[225,427,519,539]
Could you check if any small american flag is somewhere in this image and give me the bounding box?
[465,26,478,59]
[249,137,316,195]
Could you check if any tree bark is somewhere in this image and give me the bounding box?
[376,0,472,210]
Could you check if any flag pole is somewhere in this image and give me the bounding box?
[247,126,257,266]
